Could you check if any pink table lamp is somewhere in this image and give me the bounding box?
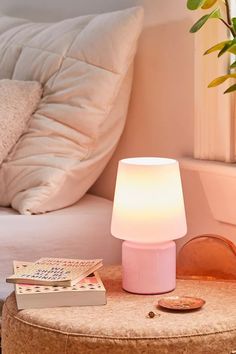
[111,157,187,294]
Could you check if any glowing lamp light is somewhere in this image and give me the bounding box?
[111,157,187,294]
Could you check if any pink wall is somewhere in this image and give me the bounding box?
[91,1,236,248]
[92,0,195,200]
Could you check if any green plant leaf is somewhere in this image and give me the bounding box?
[218,37,236,57]
[187,0,204,10]
[208,74,236,88]
[232,17,236,33]
[204,40,231,55]
[201,0,218,9]
[190,8,221,33]
[218,42,235,57]
[229,46,236,55]
[224,84,236,94]
[230,61,236,68]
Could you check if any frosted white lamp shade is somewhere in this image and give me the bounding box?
[111,158,187,243]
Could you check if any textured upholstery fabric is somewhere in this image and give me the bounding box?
[0,8,143,214]
[0,79,41,165]
[2,266,236,354]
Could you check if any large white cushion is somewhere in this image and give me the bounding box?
[0,8,143,214]
[0,79,42,165]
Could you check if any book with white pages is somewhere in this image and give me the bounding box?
[7,257,103,287]
[13,261,106,309]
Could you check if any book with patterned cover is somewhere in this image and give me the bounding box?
[14,261,106,309]
[6,257,103,287]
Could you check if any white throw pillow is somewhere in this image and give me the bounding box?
[0,79,42,165]
[0,7,143,214]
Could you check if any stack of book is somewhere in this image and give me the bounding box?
[6,257,106,309]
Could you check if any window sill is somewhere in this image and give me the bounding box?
[179,158,236,226]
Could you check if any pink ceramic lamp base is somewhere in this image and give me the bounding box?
[122,240,176,294]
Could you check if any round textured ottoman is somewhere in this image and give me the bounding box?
[2,266,236,354]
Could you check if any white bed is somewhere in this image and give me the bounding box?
[0,0,149,306]
[0,194,121,299]
[0,3,141,301]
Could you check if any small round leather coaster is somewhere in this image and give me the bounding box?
[158,296,205,311]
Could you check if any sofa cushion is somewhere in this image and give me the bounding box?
[0,79,42,165]
[0,8,143,214]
